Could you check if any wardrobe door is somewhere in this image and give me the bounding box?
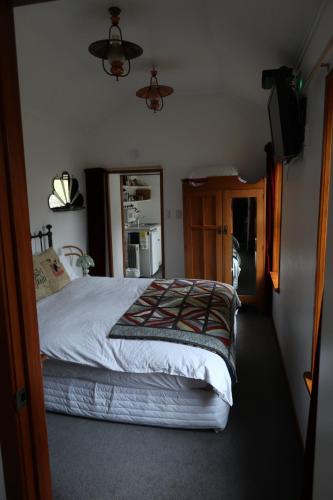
[183,176,266,307]
[223,189,265,307]
[183,190,223,280]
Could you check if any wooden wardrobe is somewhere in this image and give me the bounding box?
[182,176,266,308]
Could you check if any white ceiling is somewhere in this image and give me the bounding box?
[14,0,324,123]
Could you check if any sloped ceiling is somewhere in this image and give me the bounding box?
[14,0,324,126]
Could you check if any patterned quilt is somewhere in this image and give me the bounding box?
[109,279,241,382]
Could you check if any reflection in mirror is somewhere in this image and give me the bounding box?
[48,171,84,211]
[232,197,256,295]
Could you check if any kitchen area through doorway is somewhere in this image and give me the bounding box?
[108,169,164,278]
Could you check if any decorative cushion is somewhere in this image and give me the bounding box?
[38,247,71,293]
[33,255,53,301]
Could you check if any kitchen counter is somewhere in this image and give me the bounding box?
[125,223,160,231]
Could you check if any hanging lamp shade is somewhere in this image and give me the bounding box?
[136,68,174,113]
[88,6,143,80]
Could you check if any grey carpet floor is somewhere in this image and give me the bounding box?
[46,308,303,500]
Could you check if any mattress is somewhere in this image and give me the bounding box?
[43,361,230,430]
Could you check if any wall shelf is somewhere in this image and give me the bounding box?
[123,200,152,205]
[123,185,151,191]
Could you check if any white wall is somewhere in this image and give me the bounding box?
[14,0,269,277]
[272,1,333,441]
[20,107,87,254]
[80,91,268,277]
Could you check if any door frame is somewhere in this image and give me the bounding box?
[107,167,165,278]
[0,0,52,498]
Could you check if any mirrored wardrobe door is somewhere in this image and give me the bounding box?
[223,189,265,308]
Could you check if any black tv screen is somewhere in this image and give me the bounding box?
[268,80,304,161]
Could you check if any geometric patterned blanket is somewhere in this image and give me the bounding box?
[109,279,241,382]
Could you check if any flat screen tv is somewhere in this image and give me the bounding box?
[268,79,305,161]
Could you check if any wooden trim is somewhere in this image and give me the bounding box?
[239,294,257,305]
[108,168,165,278]
[310,70,333,386]
[105,172,113,276]
[271,162,283,292]
[270,271,279,291]
[222,190,233,284]
[0,1,52,497]
[107,166,162,174]
[256,188,266,310]
[120,175,126,277]
[302,305,323,499]
[303,372,313,395]
[159,169,166,278]
[183,176,266,192]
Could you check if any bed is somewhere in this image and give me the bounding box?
[33,227,240,431]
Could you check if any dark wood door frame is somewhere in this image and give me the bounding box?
[107,167,165,278]
[0,1,52,498]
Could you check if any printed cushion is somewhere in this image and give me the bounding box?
[38,247,71,293]
[33,255,53,301]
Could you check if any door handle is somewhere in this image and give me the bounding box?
[217,225,228,235]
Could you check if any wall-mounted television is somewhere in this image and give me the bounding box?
[268,78,305,162]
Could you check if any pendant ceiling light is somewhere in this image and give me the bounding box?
[88,6,143,80]
[136,68,174,113]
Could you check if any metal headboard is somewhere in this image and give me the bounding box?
[30,224,53,253]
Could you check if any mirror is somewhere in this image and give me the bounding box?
[108,172,164,279]
[232,197,256,295]
[48,171,84,211]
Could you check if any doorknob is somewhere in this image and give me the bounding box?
[217,225,228,235]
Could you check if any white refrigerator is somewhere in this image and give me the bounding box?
[139,226,162,277]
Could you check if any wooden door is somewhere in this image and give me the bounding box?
[0,0,53,498]
[183,189,223,280]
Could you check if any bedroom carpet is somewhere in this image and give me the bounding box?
[46,308,303,500]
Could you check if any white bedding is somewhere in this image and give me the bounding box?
[43,375,230,429]
[38,277,233,406]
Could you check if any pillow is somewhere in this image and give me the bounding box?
[32,255,53,301]
[38,247,71,292]
[58,251,80,280]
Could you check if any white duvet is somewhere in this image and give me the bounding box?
[37,277,233,406]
